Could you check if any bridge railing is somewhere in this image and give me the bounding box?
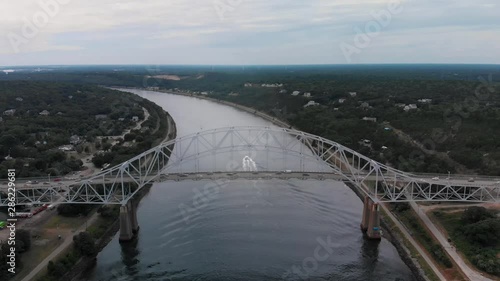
[408,172,500,181]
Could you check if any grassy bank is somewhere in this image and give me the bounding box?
[379,207,441,281]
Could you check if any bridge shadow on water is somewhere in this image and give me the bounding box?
[119,238,141,277]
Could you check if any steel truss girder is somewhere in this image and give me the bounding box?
[1,126,499,206]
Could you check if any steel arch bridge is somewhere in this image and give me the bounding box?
[2,126,499,207]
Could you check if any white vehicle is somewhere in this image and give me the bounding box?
[284,170,292,173]
[101,163,110,171]
[15,212,33,218]
[432,177,439,181]
[468,178,475,182]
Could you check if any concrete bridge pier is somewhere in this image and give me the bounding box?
[360,196,381,240]
[360,196,372,232]
[129,201,140,234]
[119,201,140,242]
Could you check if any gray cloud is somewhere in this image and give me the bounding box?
[0,0,499,65]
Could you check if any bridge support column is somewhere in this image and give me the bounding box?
[360,196,381,240]
[119,202,139,242]
[128,201,140,234]
[366,203,381,240]
[360,196,372,232]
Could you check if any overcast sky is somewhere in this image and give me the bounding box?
[1,0,499,66]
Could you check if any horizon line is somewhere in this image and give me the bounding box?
[2,63,500,69]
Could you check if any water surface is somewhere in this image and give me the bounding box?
[83,90,416,281]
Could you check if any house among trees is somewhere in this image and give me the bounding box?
[362,117,377,122]
[304,101,320,108]
[95,114,108,120]
[69,135,81,145]
[3,109,16,116]
[292,91,300,96]
[418,99,432,104]
[58,145,75,152]
[39,110,50,116]
[132,116,139,122]
[404,104,418,112]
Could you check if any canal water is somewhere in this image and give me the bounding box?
[83,89,416,281]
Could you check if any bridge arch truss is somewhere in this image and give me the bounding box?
[2,126,499,206]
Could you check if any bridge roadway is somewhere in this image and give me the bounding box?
[3,171,499,207]
[6,171,500,189]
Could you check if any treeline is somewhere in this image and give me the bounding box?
[2,67,499,175]
[434,207,500,276]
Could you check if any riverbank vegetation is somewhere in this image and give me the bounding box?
[390,204,454,268]
[432,207,500,277]
[35,206,120,281]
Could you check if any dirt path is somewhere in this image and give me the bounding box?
[411,202,496,281]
